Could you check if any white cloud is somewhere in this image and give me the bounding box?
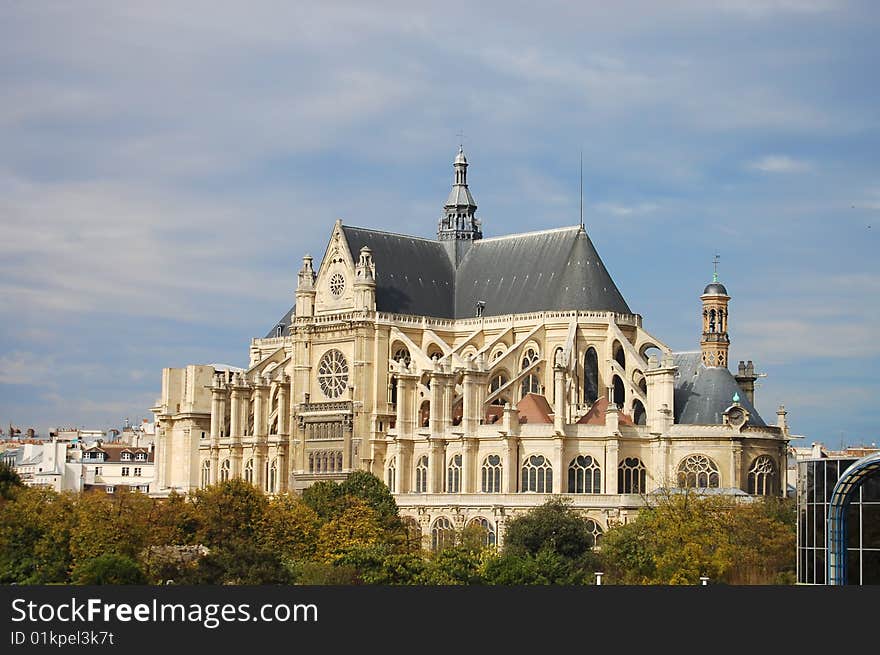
[595,202,659,217]
[748,155,813,173]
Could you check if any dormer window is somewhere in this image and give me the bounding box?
[275,324,283,338]
[121,452,132,461]
[135,452,147,461]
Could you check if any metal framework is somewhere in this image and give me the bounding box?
[826,451,880,585]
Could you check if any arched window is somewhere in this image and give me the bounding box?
[521,454,553,493]
[308,452,314,473]
[447,454,462,493]
[521,347,539,369]
[481,455,502,493]
[568,455,602,493]
[677,454,720,488]
[612,375,625,407]
[415,455,429,493]
[244,458,254,485]
[469,517,497,548]
[220,459,230,482]
[488,373,509,405]
[268,458,278,493]
[386,456,396,493]
[748,455,777,496]
[618,457,647,494]
[585,519,603,548]
[201,460,211,488]
[336,452,343,471]
[431,517,455,552]
[584,347,599,404]
[632,400,646,426]
[709,309,717,333]
[521,372,541,397]
[392,345,411,367]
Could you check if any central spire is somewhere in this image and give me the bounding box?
[438,146,481,242]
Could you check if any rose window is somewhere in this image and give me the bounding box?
[318,349,349,398]
[329,273,345,297]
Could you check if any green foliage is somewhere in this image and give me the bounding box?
[71,554,145,585]
[334,545,427,584]
[0,487,74,584]
[259,493,320,560]
[189,478,268,547]
[301,480,344,520]
[599,492,796,585]
[481,549,598,585]
[69,488,155,566]
[0,461,24,501]
[338,470,400,525]
[503,498,595,559]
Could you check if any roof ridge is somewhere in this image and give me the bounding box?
[342,224,440,244]
[475,225,581,243]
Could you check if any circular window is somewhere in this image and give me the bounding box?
[329,273,345,297]
[318,349,349,398]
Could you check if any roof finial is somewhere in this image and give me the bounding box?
[579,150,584,230]
[712,253,720,282]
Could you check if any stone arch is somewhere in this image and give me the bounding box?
[612,340,625,370]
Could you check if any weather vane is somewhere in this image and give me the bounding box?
[456,129,465,148]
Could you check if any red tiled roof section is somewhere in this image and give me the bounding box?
[576,397,635,426]
[516,393,553,424]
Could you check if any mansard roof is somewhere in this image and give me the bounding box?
[672,351,766,427]
[265,223,632,336]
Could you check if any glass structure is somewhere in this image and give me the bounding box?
[797,457,880,585]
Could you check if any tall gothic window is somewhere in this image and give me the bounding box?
[748,455,777,496]
[568,455,602,493]
[584,347,599,404]
[632,400,646,426]
[386,456,396,493]
[244,458,254,485]
[612,375,625,407]
[431,517,455,552]
[618,457,647,494]
[469,517,497,548]
[677,454,720,488]
[488,373,509,405]
[481,455,502,493]
[201,460,211,488]
[447,454,462,493]
[521,454,553,493]
[521,373,541,398]
[415,455,429,493]
[220,459,230,483]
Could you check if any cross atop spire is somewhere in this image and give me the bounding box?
[712,253,721,282]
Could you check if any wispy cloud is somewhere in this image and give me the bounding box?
[748,155,813,173]
[594,202,659,217]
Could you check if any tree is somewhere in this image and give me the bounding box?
[0,461,24,501]
[503,498,594,559]
[259,493,320,561]
[0,487,74,584]
[189,478,267,547]
[338,470,400,526]
[316,498,385,564]
[71,554,145,585]
[301,480,344,520]
[69,488,154,567]
[599,491,796,585]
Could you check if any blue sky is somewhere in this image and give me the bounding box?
[1,1,878,448]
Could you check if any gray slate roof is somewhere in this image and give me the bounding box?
[265,224,631,336]
[672,352,766,426]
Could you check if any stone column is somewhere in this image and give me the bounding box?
[604,439,619,494]
[463,437,478,493]
[462,357,489,437]
[553,360,566,434]
[209,376,224,485]
[253,378,269,490]
[428,438,445,493]
[731,439,743,491]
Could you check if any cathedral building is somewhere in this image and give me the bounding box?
[152,147,791,548]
